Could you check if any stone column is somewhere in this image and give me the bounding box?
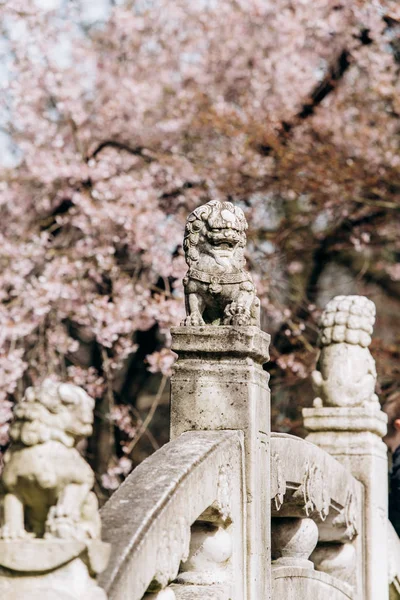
[170,325,271,600]
[303,295,388,600]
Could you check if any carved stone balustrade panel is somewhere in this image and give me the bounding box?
[99,430,244,600]
[270,433,362,543]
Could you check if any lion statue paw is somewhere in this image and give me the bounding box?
[182,312,205,327]
[0,524,35,541]
[45,513,85,541]
[223,302,252,326]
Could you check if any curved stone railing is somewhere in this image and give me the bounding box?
[270,433,363,599]
[99,430,244,600]
[0,200,392,600]
[271,433,362,539]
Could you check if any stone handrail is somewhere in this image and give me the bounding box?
[270,432,363,597]
[99,430,244,600]
[271,433,362,541]
[0,197,392,600]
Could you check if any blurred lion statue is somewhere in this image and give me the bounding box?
[182,199,260,327]
[0,379,101,541]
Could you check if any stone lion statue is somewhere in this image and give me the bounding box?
[0,379,101,541]
[182,199,260,326]
[312,295,379,408]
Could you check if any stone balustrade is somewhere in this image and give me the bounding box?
[99,430,244,600]
[0,199,395,600]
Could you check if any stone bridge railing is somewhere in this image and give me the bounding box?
[97,295,397,600]
[99,430,244,599]
[1,295,398,600]
[0,200,398,600]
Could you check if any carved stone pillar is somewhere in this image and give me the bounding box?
[170,325,271,600]
[303,295,388,600]
[170,199,271,599]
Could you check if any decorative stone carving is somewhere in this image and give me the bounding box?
[332,491,358,541]
[0,379,110,599]
[182,200,260,327]
[271,518,319,568]
[271,451,286,511]
[293,461,330,521]
[312,295,379,408]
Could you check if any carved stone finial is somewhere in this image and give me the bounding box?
[318,295,376,348]
[312,295,379,408]
[0,379,110,599]
[182,200,260,327]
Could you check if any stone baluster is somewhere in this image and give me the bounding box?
[0,379,110,600]
[303,295,388,600]
[170,200,271,600]
[271,517,319,568]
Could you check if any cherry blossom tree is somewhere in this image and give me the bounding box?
[0,0,399,494]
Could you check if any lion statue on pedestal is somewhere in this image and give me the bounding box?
[0,379,101,541]
[182,200,260,327]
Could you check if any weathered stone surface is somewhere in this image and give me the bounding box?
[170,325,271,600]
[99,431,244,600]
[304,405,388,600]
[170,583,229,599]
[312,295,378,408]
[145,589,176,599]
[271,518,319,568]
[272,565,353,599]
[304,294,389,600]
[0,557,107,600]
[311,542,356,584]
[1,379,101,542]
[178,523,232,585]
[0,539,86,571]
[182,200,260,327]
[0,379,110,599]
[171,324,269,362]
[271,433,362,543]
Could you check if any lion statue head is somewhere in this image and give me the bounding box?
[183,200,248,272]
[9,379,95,448]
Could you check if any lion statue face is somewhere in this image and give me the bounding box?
[9,379,95,448]
[183,200,248,271]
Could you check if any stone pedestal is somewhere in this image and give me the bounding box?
[303,405,388,600]
[0,539,110,600]
[171,325,271,600]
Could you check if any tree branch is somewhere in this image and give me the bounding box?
[88,141,154,163]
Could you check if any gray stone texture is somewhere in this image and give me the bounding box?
[171,325,271,600]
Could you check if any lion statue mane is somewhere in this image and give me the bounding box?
[1,379,101,541]
[182,199,260,326]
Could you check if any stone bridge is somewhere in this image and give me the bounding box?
[0,200,399,600]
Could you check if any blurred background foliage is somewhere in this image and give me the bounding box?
[0,0,399,500]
